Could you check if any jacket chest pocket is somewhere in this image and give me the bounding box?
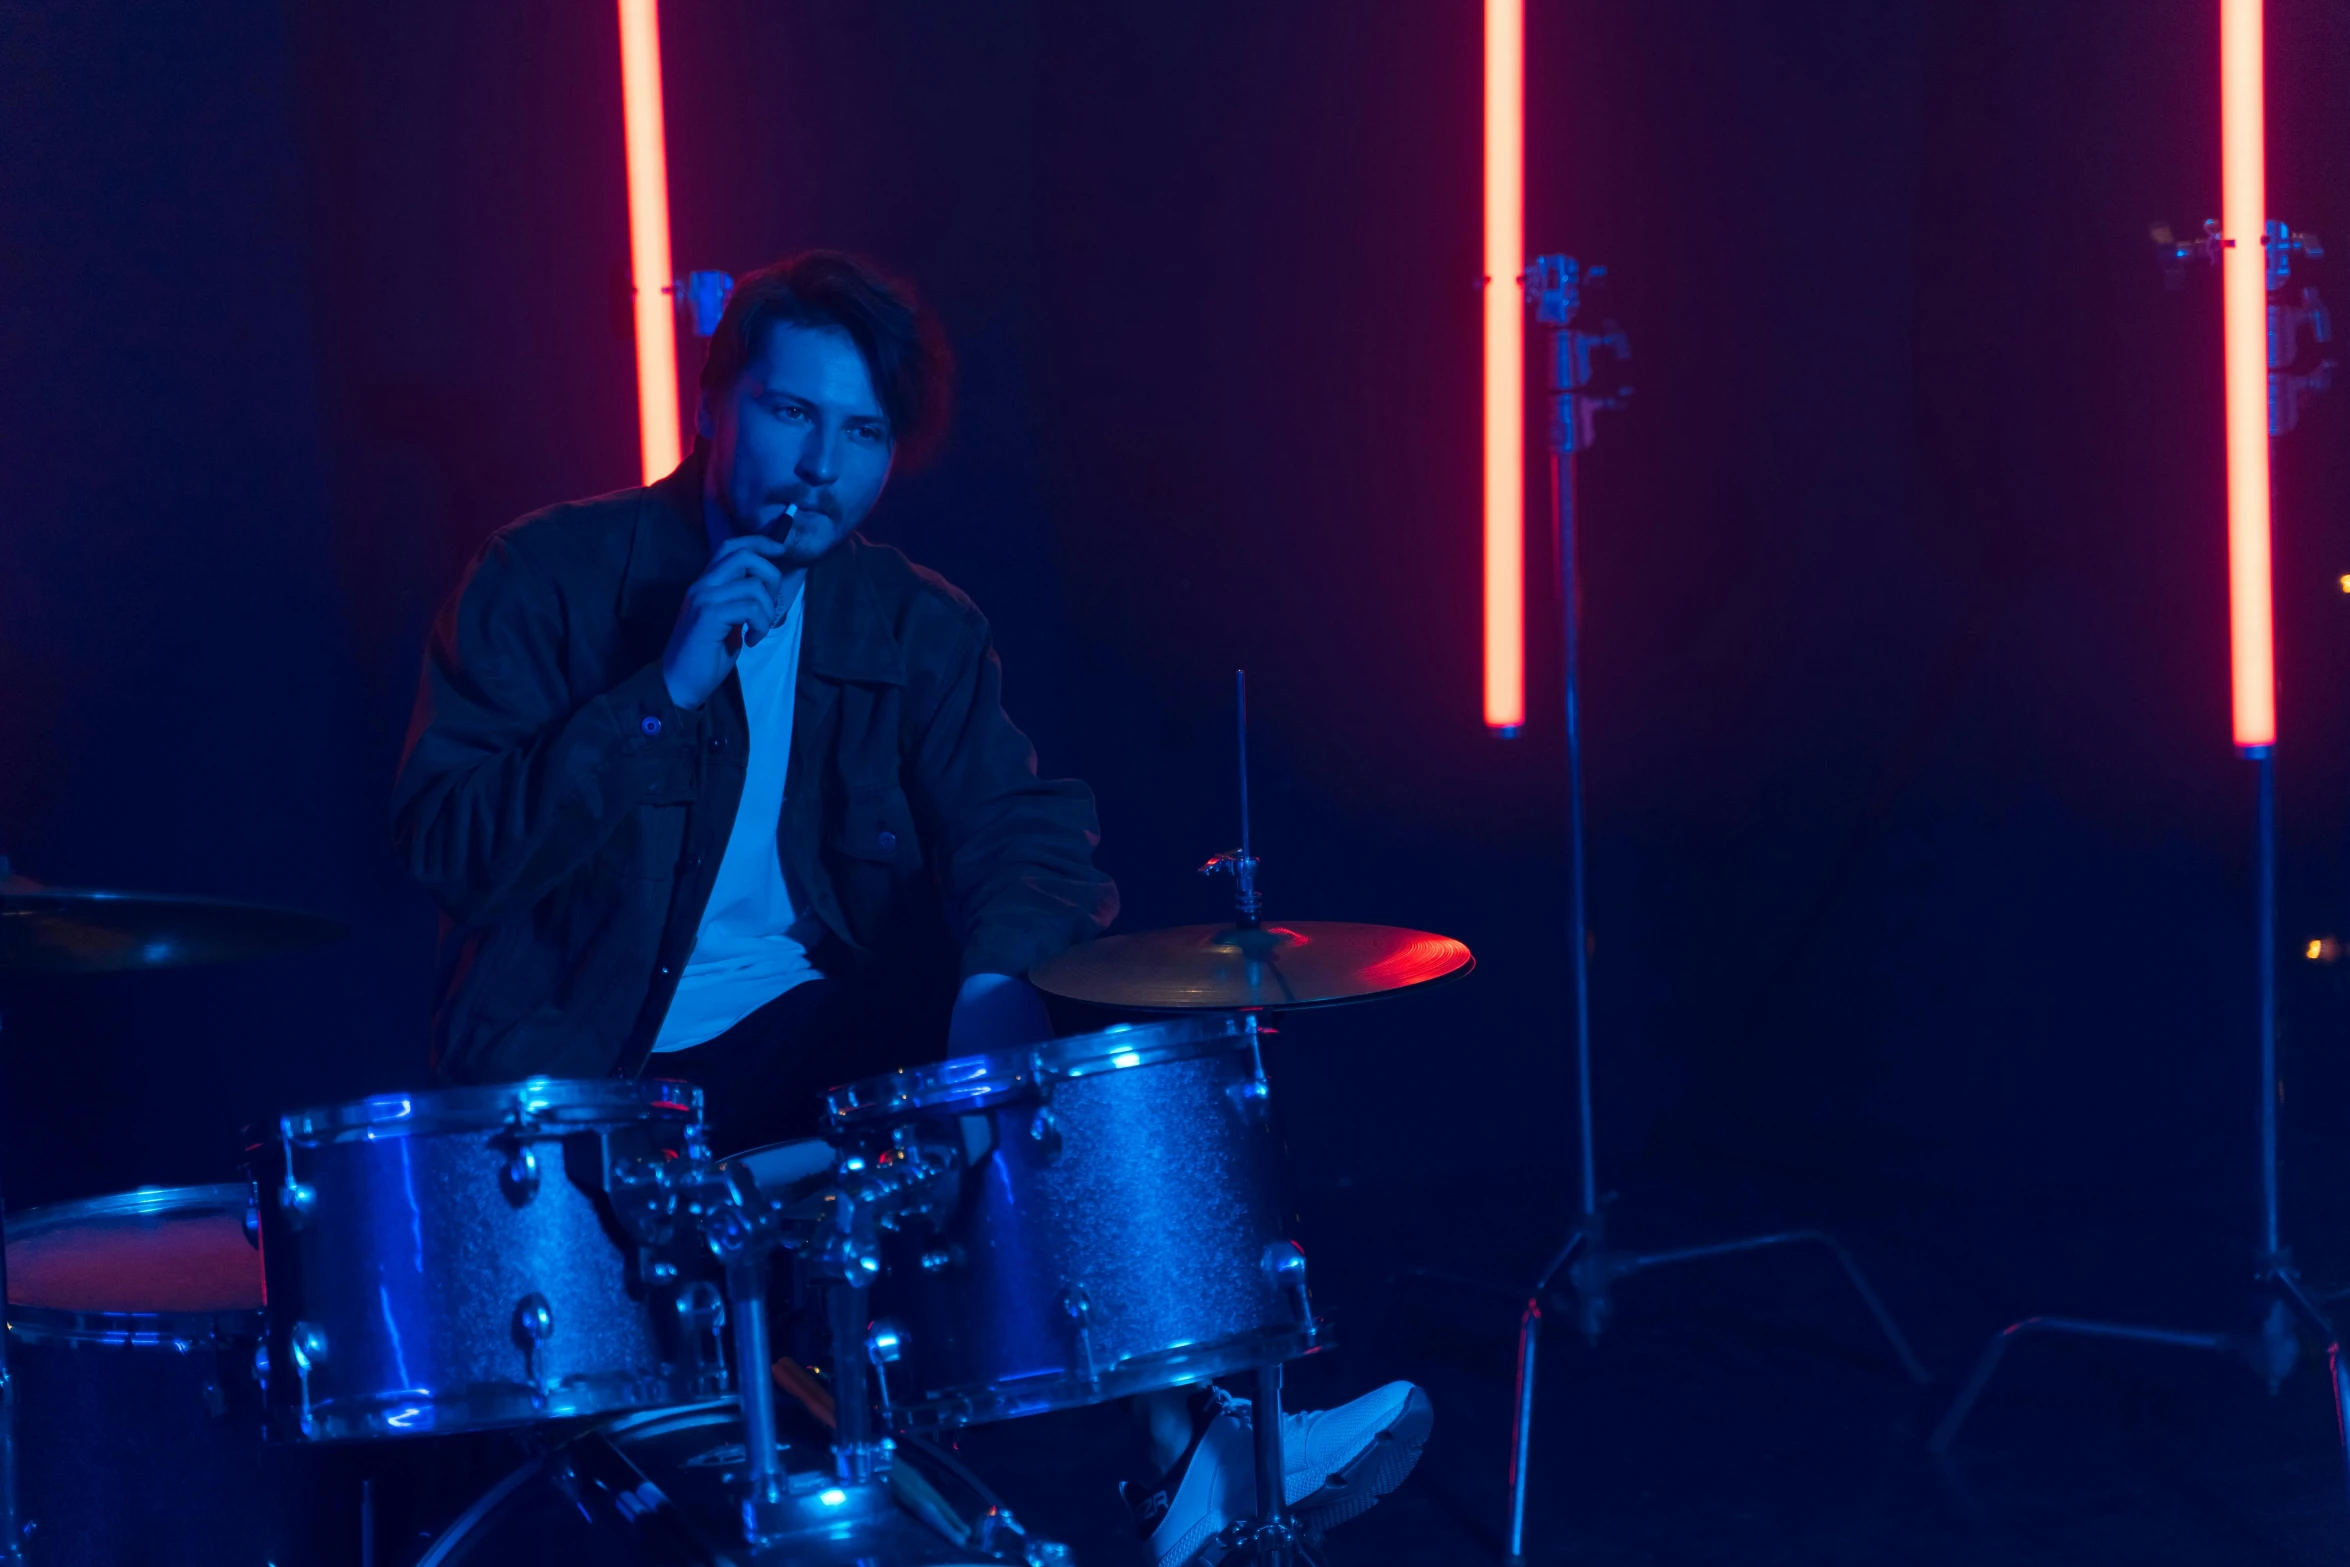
[598,803,692,882]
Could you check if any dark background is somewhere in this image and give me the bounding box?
[6,2,2350,1561]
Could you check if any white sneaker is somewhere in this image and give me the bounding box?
[1122,1393,1255,1567]
[1122,1382,1434,1566]
[1263,1380,1434,1531]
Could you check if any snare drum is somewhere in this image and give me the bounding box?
[824,1015,1315,1430]
[6,1185,268,1565]
[255,1077,728,1441]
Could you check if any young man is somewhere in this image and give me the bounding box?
[393,251,1428,1563]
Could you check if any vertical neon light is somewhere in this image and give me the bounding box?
[1483,0,1526,733]
[619,0,682,484]
[2221,0,2273,749]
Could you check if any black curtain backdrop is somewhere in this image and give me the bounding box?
[5,1,2350,1323]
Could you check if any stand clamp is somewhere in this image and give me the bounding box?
[2152,216,2333,434]
[1520,256,1632,455]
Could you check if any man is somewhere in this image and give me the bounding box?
[394,251,1427,1564]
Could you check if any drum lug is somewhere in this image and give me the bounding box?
[1225,1075,1272,1126]
[514,1292,555,1404]
[501,1143,542,1205]
[673,1280,728,1390]
[1027,1107,1064,1164]
[289,1321,328,1440]
[1060,1284,1098,1386]
[916,1243,965,1274]
[1262,1240,1312,1332]
[865,1320,905,1420]
[277,1180,318,1230]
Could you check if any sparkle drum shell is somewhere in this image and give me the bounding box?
[257,1076,727,1442]
[825,1015,1315,1430]
[6,1184,268,1566]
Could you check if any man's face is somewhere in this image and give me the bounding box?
[699,320,893,562]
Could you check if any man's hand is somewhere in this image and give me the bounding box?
[661,534,799,709]
[946,973,1054,1057]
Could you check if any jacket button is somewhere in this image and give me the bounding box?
[876,831,897,853]
[641,715,663,737]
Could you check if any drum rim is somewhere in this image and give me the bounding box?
[278,1075,704,1143]
[6,1183,261,1340]
[825,1013,1250,1126]
[4,1182,251,1243]
[10,1301,261,1347]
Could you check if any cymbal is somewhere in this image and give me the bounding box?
[0,886,348,973]
[1028,921,1473,1011]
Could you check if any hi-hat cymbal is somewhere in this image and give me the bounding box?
[0,887,348,973]
[1028,921,1473,1011]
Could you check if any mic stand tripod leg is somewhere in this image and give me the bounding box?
[2266,1265,2350,1517]
[1506,1224,1588,1562]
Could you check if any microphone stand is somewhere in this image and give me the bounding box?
[1491,259,1929,1562]
[1931,219,2350,1516]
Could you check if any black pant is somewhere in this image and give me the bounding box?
[645,977,917,1154]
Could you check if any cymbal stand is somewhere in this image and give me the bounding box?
[1197,679,1314,1564]
[1932,222,2350,1505]
[1200,669,1264,930]
[1493,258,1929,1561]
[1208,1361,1311,1567]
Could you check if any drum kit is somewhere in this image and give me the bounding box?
[0,767,1473,1567]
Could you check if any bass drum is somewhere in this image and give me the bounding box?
[416,1399,1059,1566]
[5,1185,267,1567]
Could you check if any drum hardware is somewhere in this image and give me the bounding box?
[866,1320,907,1420]
[1200,670,1265,927]
[286,1321,330,1438]
[500,1142,542,1203]
[605,1118,964,1544]
[1204,1364,1308,1567]
[1059,1284,1098,1387]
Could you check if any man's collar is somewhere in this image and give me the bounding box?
[623,446,905,687]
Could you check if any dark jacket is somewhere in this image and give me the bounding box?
[392,452,1119,1084]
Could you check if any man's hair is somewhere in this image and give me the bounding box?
[698,250,954,467]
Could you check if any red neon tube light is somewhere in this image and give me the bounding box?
[2220,0,2273,750]
[1483,0,1526,734]
[619,0,682,484]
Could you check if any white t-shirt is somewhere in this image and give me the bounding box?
[649,586,825,1052]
